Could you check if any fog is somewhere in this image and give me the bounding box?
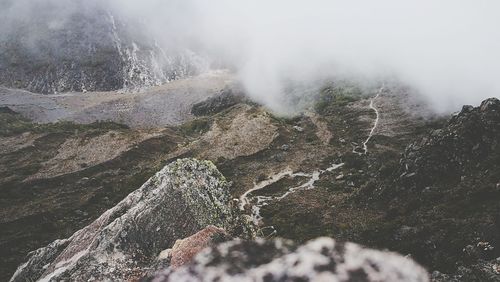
[2,0,500,113]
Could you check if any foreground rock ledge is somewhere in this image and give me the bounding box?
[150,237,429,282]
[10,158,247,282]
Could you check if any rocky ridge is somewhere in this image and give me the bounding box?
[394,98,500,194]
[9,156,431,282]
[10,159,251,281]
[366,98,500,280]
[3,81,500,281]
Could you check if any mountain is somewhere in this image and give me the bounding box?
[2,2,500,281]
[9,159,428,282]
[0,1,205,94]
[375,98,500,281]
[9,159,252,281]
[1,79,499,281]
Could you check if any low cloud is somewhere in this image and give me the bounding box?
[2,0,500,113]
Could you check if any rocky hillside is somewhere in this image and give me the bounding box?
[1,80,500,281]
[10,159,252,281]
[0,71,232,127]
[0,107,185,280]
[10,158,429,282]
[0,1,204,94]
[1,2,498,280]
[371,98,500,280]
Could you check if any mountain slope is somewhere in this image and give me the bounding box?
[0,1,205,93]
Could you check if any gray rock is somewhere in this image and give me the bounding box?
[191,88,244,116]
[10,159,251,282]
[0,1,203,94]
[150,237,429,282]
[281,144,290,151]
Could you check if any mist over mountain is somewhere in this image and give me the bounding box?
[0,0,208,93]
[2,0,499,112]
[1,2,500,282]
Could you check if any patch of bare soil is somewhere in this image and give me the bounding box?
[198,105,278,160]
[0,132,44,154]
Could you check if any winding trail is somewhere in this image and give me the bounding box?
[239,162,344,228]
[239,84,384,233]
[355,85,385,155]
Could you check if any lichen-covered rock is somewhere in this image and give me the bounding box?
[150,237,429,282]
[10,159,249,281]
[169,226,231,269]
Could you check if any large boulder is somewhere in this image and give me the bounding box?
[10,159,250,281]
[150,237,429,282]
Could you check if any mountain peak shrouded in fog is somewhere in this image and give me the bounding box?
[2,0,500,112]
[3,3,500,281]
[0,0,207,93]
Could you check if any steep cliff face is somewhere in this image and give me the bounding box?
[10,159,251,281]
[150,237,429,282]
[0,1,205,94]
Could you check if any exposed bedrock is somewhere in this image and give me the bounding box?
[0,1,204,94]
[10,158,251,281]
[366,98,500,280]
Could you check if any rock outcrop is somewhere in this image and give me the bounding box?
[10,159,249,281]
[150,237,429,282]
[370,98,500,280]
[0,1,204,94]
[395,98,500,193]
[191,88,245,116]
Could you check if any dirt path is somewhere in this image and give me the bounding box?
[353,85,384,155]
[239,162,344,229]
